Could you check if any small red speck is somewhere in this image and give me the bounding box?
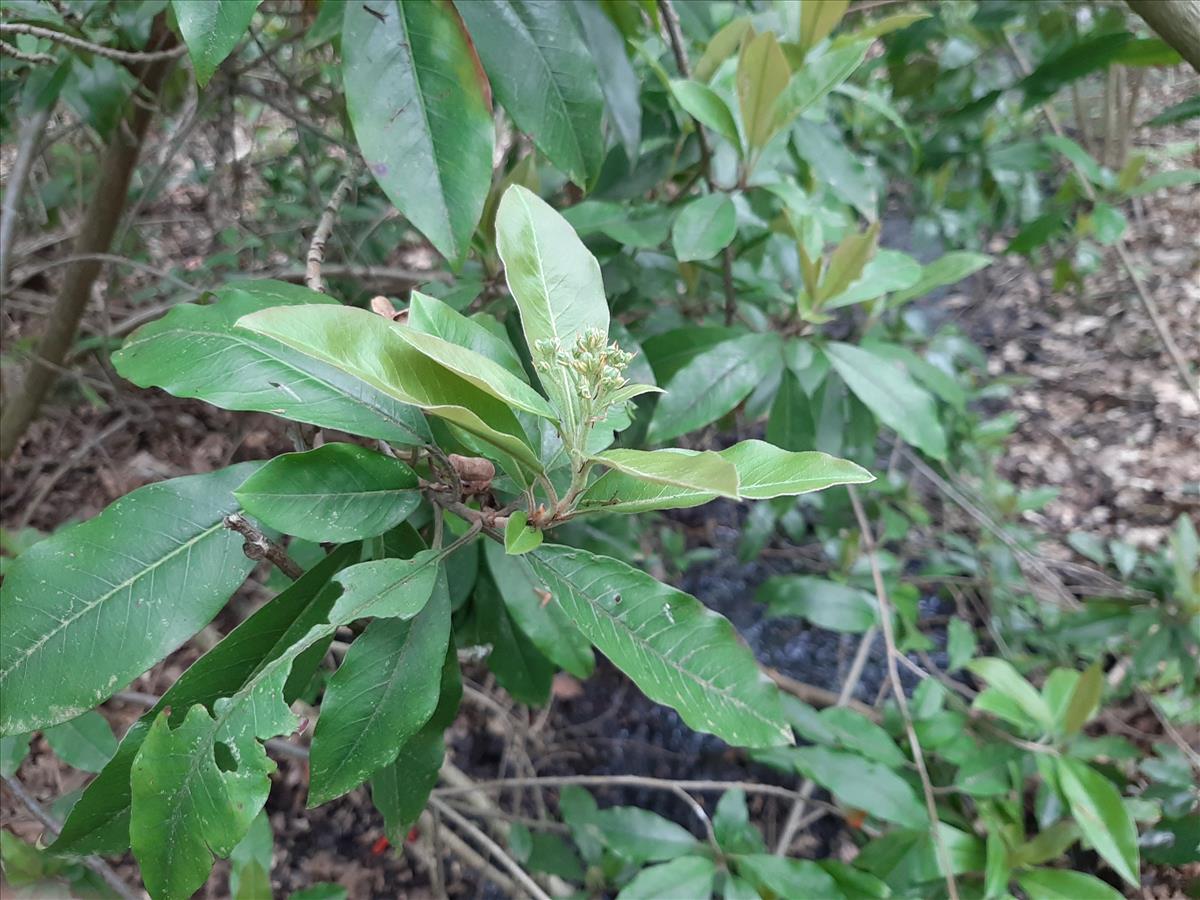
[406,827,420,844]
[846,809,867,830]
[370,836,390,855]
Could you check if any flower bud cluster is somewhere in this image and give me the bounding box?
[534,329,634,417]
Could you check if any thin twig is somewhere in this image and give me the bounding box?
[764,666,880,722]
[0,105,53,288]
[0,23,188,63]
[222,512,304,579]
[1,775,143,900]
[18,414,130,529]
[849,485,959,900]
[0,41,56,64]
[414,810,517,896]
[433,774,811,804]
[428,798,552,900]
[305,159,363,293]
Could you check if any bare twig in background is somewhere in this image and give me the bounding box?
[849,485,959,900]
[0,22,188,63]
[1,775,144,900]
[764,666,881,721]
[0,106,52,288]
[305,159,364,293]
[657,0,739,325]
[17,414,130,529]
[428,798,553,900]
[0,41,57,64]
[222,512,304,580]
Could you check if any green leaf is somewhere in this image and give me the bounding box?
[528,545,792,748]
[759,576,877,633]
[408,291,526,378]
[1061,663,1103,737]
[52,545,359,856]
[1019,32,1133,108]
[842,10,930,41]
[343,0,493,260]
[824,342,947,459]
[238,304,541,471]
[130,627,324,900]
[391,324,556,419]
[670,80,742,152]
[290,886,349,900]
[773,39,868,130]
[458,0,603,187]
[235,443,419,543]
[695,17,753,83]
[309,577,450,805]
[798,0,849,56]
[1145,94,1200,127]
[819,860,891,898]
[791,746,927,827]
[672,194,737,262]
[229,811,272,900]
[618,856,716,899]
[483,541,593,678]
[648,333,782,443]
[1085,203,1126,246]
[561,201,672,249]
[889,251,992,306]
[1056,758,1139,885]
[113,281,429,446]
[1128,168,1200,196]
[713,789,765,855]
[820,707,906,766]
[824,250,922,309]
[495,184,609,420]
[1045,135,1106,186]
[967,657,1055,733]
[737,30,791,150]
[1018,867,1124,900]
[328,550,441,624]
[580,442,869,513]
[504,510,544,556]
[591,806,699,863]
[594,448,740,497]
[736,854,842,899]
[0,464,260,736]
[792,120,878,219]
[172,0,260,86]
[43,712,117,774]
[1113,36,1181,66]
[473,575,553,705]
[819,221,880,302]
[947,618,976,671]
[571,0,640,162]
[0,734,30,777]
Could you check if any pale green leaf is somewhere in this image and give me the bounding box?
[617,856,716,899]
[672,194,737,262]
[669,80,742,152]
[791,746,927,827]
[1061,663,1104,737]
[967,657,1055,733]
[593,448,739,497]
[1018,867,1123,900]
[773,39,868,130]
[591,806,699,863]
[172,0,260,86]
[328,550,441,624]
[737,31,791,150]
[695,17,753,83]
[819,221,879,302]
[889,251,992,306]
[758,576,877,633]
[504,510,544,556]
[408,291,526,378]
[1056,757,1139,885]
[43,712,117,774]
[736,854,842,899]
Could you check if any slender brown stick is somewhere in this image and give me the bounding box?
[1,775,143,900]
[0,22,188,63]
[849,485,959,900]
[306,159,363,293]
[0,104,53,288]
[428,798,553,900]
[222,512,304,579]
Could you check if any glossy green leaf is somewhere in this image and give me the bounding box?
[571,0,640,161]
[483,541,594,678]
[594,448,739,497]
[825,250,922,309]
[343,0,493,260]
[504,510,544,556]
[1056,757,1139,885]
[408,291,526,378]
[1018,868,1124,900]
[736,854,842,899]
[228,811,272,900]
[792,120,878,219]
[580,442,869,514]
[328,549,441,624]
[672,194,737,262]
[791,746,927,827]
[52,546,358,856]
[591,806,699,863]
[473,575,553,705]
[130,626,326,900]
[737,30,791,150]
[797,0,849,56]
[495,184,609,421]
[824,342,947,459]
[819,221,879,302]
[528,544,792,748]
[773,39,868,130]
[1061,663,1104,737]
[113,281,430,446]
[238,304,541,471]
[967,658,1055,733]
[648,333,782,443]
[457,0,603,187]
[695,17,753,83]
[561,201,672,249]
[889,251,992,306]
[1019,32,1133,108]
[0,464,260,736]
[43,712,117,774]
[391,324,556,419]
[172,0,260,86]
[758,576,877,633]
[235,444,419,543]
[617,856,716,899]
[309,577,450,805]
[669,80,742,152]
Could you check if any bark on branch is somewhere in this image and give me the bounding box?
[1127,0,1200,74]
